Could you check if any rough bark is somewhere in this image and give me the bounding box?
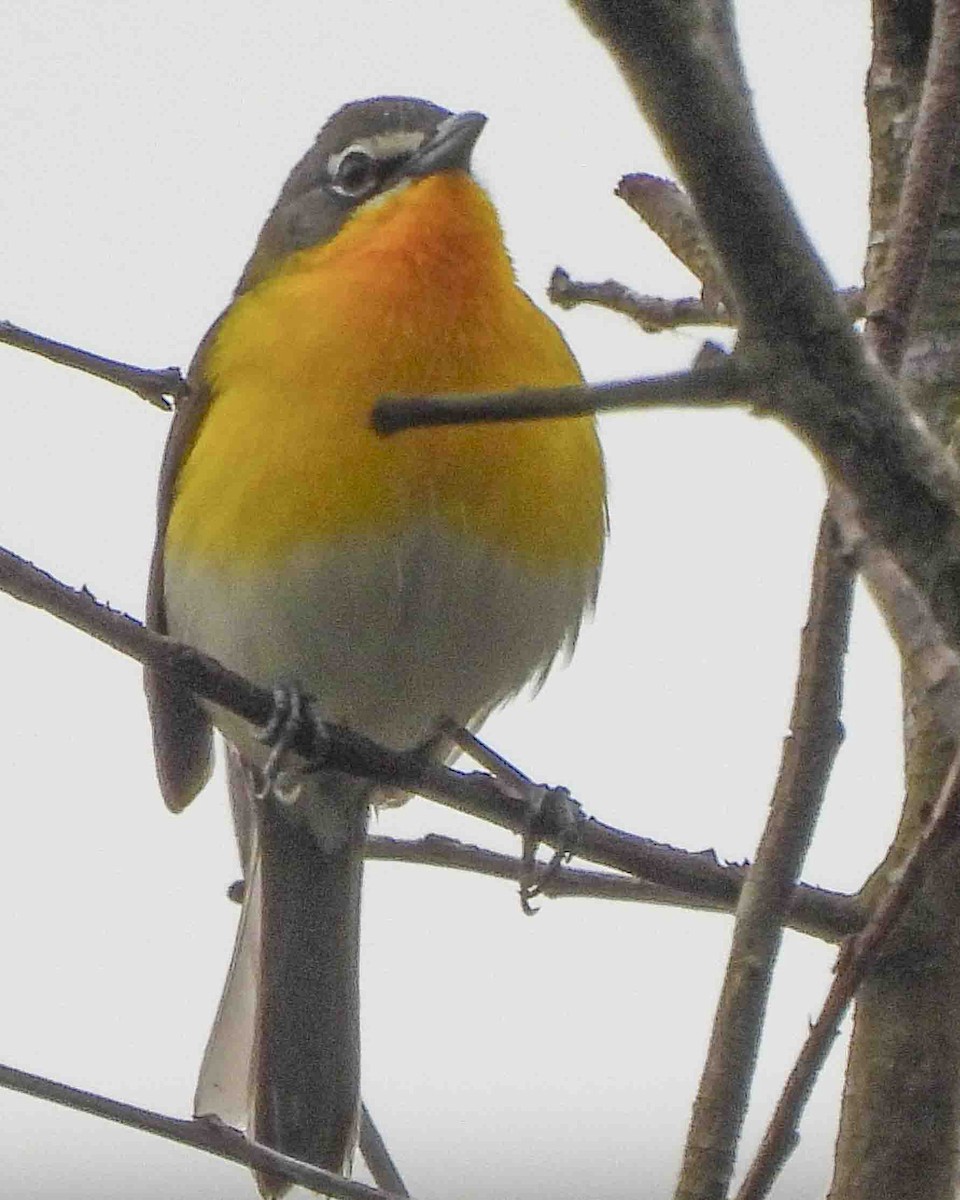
[830,4,960,1197]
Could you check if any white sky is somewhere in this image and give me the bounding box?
[0,3,896,1198]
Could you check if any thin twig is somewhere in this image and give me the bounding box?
[0,543,858,942]
[615,174,728,310]
[735,740,960,1200]
[0,1060,404,1200]
[548,267,730,330]
[439,717,532,790]
[675,511,854,1200]
[365,835,857,938]
[0,319,185,410]
[359,1104,409,1197]
[370,343,960,699]
[612,175,866,327]
[548,268,864,333]
[372,358,755,434]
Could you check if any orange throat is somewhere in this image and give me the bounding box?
[165,170,606,577]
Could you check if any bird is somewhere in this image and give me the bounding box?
[145,95,606,1196]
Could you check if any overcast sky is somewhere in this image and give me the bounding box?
[0,3,892,1198]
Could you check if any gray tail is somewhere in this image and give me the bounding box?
[195,757,366,1199]
[254,783,365,1195]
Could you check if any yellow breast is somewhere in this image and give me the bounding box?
[165,171,605,578]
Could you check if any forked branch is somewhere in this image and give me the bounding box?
[0,543,857,941]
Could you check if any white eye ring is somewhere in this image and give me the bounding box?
[328,146,379,198]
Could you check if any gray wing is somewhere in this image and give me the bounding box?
[144,323,224,811]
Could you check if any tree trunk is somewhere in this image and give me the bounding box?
[830,3,960,1197]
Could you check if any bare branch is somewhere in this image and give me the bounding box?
[736,738,960,1200]
[372,358,755,434]
[365,835,858,939]
[554,169,860,337]
[612,175,865,326]
[825,4,960,1193]
[0,319,184,410]
[565,0,960,663]
[731,3,960,1194]
[615,174,728,310]
[359,1105,408,1197]
[372,341,960,693]
[0,542,859,941]
[0,1059,403,1200]
[548,268,863,334]
[549,267,731,330]
[566,0,857,351]
[675,510,854,1200]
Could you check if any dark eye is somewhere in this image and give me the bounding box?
[330,149,378,198]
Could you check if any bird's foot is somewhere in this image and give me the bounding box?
[255,682,327,803]
[518,784,584,915]
[434,717,584,915]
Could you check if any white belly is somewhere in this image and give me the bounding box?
[164,519,597,755]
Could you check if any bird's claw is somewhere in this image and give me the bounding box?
[519,785,584,915]
[430,718,583,915]
[255,683,314,802]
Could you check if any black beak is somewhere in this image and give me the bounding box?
[405,110,488,178]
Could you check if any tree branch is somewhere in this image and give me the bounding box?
[0,542,859,942]
[548,268,863,334]
[548,267,731,331]
[675,510,854,1200]
[826,2,960,1195]
[359,1104,409,1197]
[564,0,960,665]
[0,1060,404,1200]
[737,735,960,1200]
[555,173,863,334]
[614,173,728,311]
[0,319,185,410]
[365,835,858,940]
[372,358,756,434]
[371,331,960,692]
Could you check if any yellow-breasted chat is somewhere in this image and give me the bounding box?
[145,96,607,1195]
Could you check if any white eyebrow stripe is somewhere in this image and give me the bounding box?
[328,130,427,177]
[360,130,427,159]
